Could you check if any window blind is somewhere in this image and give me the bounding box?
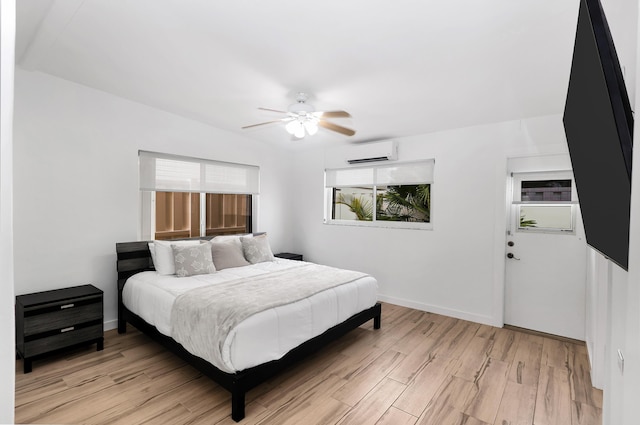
[139,151,260,194]
[325,159,434,188]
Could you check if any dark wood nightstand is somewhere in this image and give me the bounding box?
[275,252,303,261]
[16,284,104,373]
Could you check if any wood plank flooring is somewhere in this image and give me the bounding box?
[15,303,602,425]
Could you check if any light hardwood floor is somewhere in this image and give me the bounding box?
[15,302,602,425]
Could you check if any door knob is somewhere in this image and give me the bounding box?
[507,253,520,260]
[507,241,515,247]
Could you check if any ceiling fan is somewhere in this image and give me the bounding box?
[242,92,356,139]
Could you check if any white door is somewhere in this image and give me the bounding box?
[504,170,587,340]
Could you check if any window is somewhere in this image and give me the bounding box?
[325,160,434,229]
[512,172,576,233]
[153,192,251,240]
[139,151,259,240]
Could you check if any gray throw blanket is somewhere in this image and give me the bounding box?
[170,263,368,372]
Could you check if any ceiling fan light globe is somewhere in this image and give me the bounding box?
[294,125,306,138]
[285,120,300,135]
[304,121,319,136]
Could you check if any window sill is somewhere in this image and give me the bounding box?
[324,219,433,231]
[517,227,576,235]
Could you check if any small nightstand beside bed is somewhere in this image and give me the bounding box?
[116,234,381,422]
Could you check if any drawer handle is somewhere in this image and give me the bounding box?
[60,327,74,333]
[60,304,75,309]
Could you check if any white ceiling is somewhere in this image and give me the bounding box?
[16,0,580,149]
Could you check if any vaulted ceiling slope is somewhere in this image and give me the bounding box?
[16,0,580,148]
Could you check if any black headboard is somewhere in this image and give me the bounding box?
[116,236,215,282]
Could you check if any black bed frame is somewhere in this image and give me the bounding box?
[116,239,381,422]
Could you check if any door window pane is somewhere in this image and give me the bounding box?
[521,179,572,202]
[519,205,574,231]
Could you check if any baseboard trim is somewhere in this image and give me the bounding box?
[104,319,118,331]
[503,324,585,345]
[377,294,499,327]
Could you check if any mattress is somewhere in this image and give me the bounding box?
[122,258,378,373]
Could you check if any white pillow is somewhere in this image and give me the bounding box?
[151,239,202,275]
[148,242,157,268]
[241,234,275,264]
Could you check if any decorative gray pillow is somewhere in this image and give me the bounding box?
[151,240,202,275]
[171,243,216,277]
[211,240,250,270]
[241,234,275,264]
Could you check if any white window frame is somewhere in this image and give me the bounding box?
[324,160,434,230]
[139,151,259,240]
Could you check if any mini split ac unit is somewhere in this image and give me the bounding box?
[345,141,398,164]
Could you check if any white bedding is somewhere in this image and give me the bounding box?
[122,259,378,373]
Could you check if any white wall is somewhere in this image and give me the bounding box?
[585,248,609,389]
[290,115,570,326]
[609,1,640,423]
[603,262,629,424]
[585,0,640,424]
[12,69,294,330]
[0,1,16,423]
[602,0,638,106]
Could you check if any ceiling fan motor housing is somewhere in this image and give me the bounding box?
[289,92,315,114]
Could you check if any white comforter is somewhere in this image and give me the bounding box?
[122,259,378,372]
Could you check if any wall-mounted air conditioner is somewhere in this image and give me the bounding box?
[345,140,398,164]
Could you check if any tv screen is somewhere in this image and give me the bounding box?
[563,0,633,270]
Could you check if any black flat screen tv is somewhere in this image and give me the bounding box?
[563,0,634,270]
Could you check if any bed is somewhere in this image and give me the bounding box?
[115,235,381,422]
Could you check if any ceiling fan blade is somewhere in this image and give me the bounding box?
[318,120,356,136]
[241,119,287,129]
[316,110,352,118]
[258,107,289,114]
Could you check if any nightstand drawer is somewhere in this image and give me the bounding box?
[24,301,102,336]
[23,323,103,358]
